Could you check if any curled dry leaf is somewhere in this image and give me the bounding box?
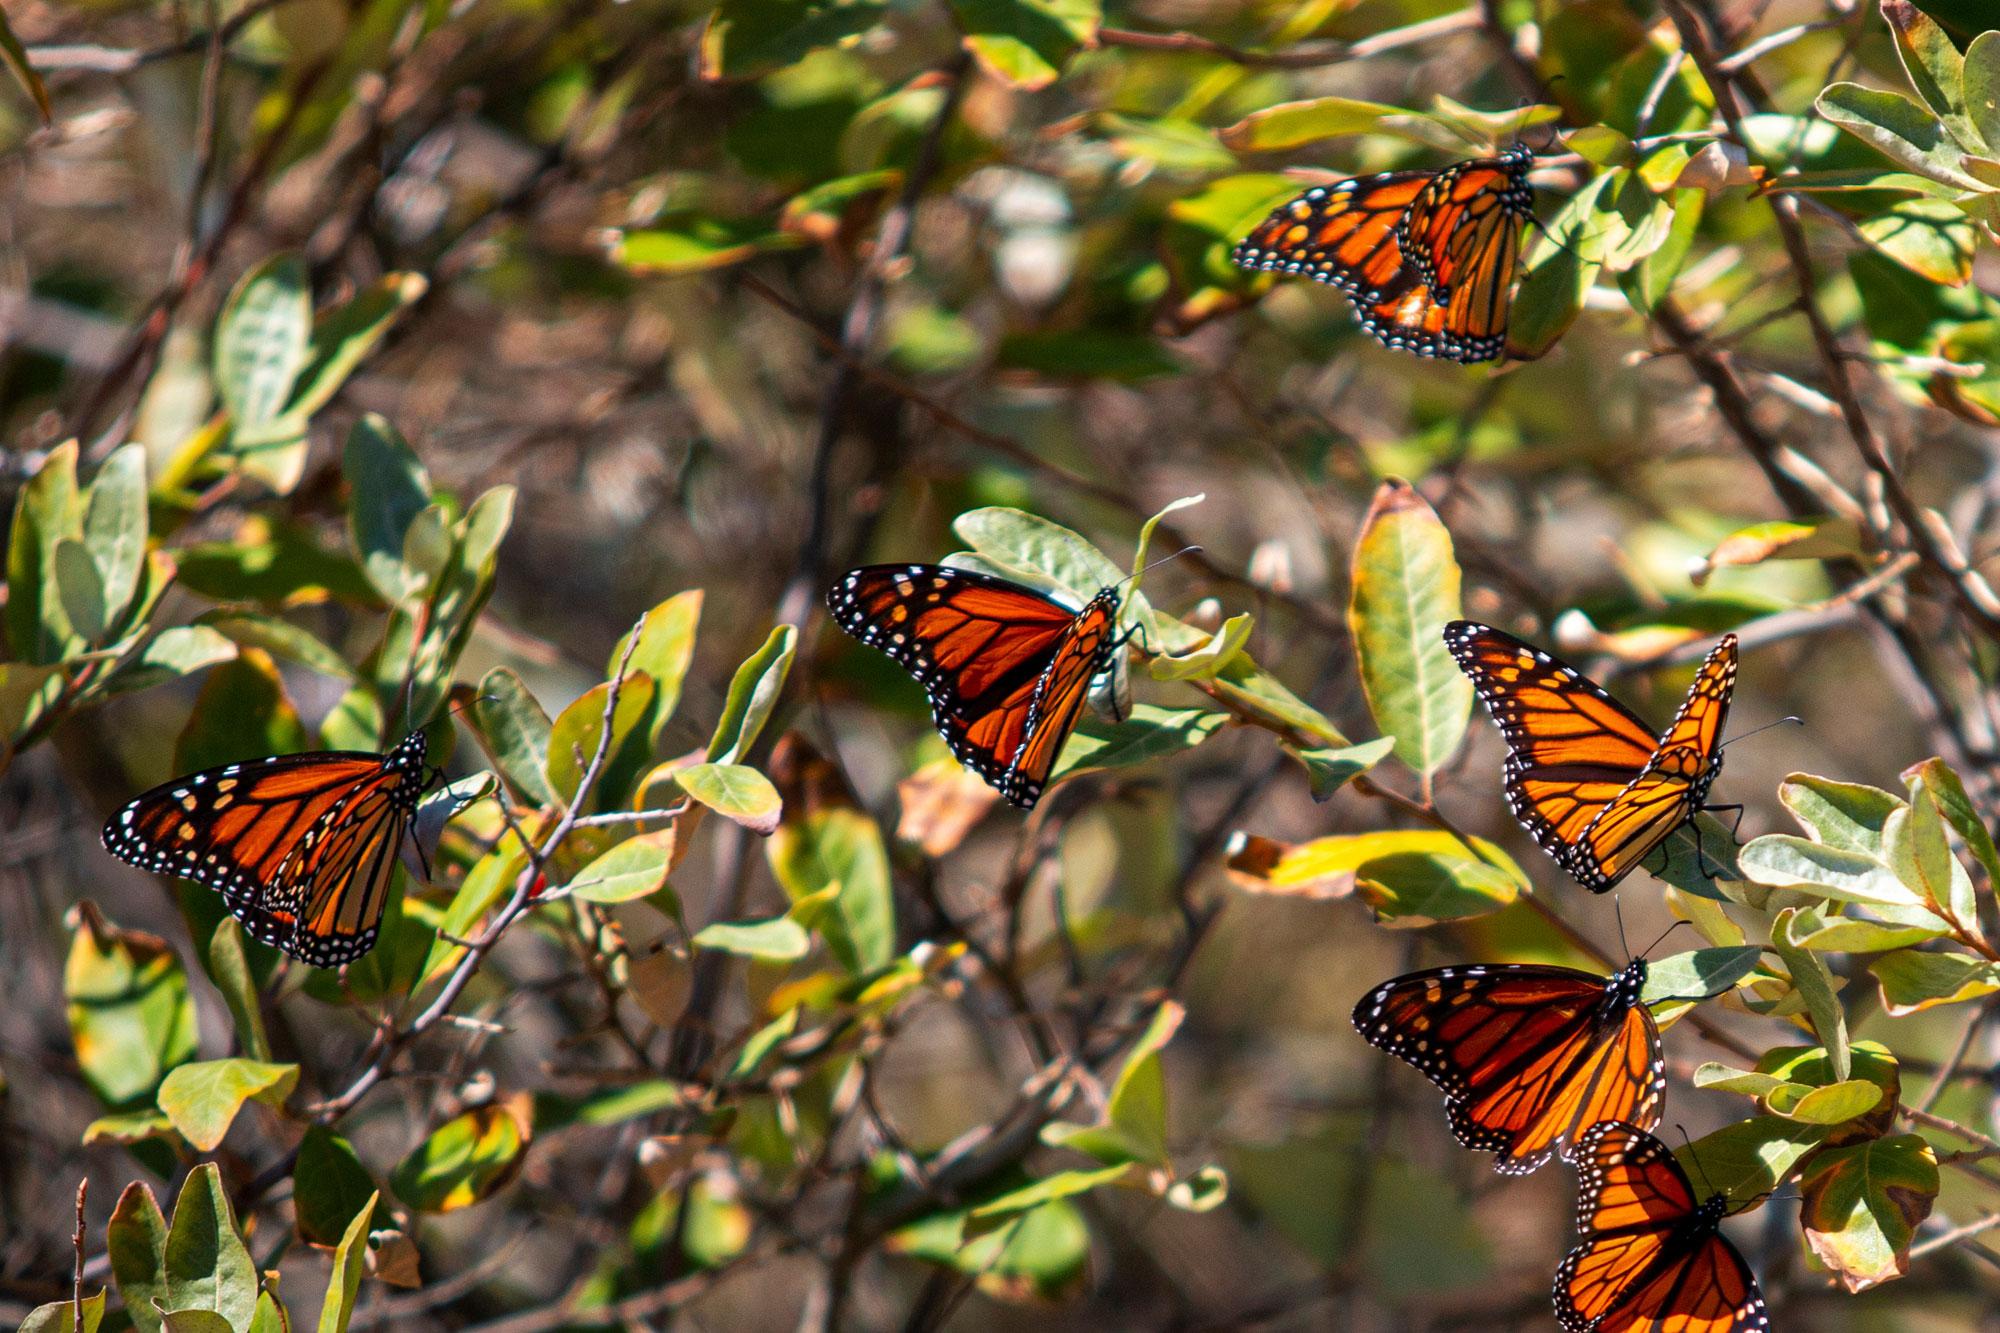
[1223,832,1355,899]
[897,758,1001,855]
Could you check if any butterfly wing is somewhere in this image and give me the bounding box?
[1558,1122,1768,1333]
[1444,622,1661,885]
[969,590,1119,807]
[1397,148,1535,302]
[1231,171,1432,297]
[1353,963,1663,1174]
[1573,635,1739,889]
[828,566,1120,808]
[103,732,431,965]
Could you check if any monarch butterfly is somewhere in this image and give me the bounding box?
[1444,622,1737,893]
[1352,959,1662,1175]
[1556,1121,1770,1332]
[1231,145,1535,364]
[103,731,438,967]
[827,564,1125,809]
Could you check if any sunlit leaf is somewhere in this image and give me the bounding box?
[1800,1135,1938,1292]
[64,902,198,1107]
[567,831,675,904]
[1348,479,1469,776]
[948,0,1099,91]
[157,1059,298,1152]
[677,762,782,833]
[1869,948,2000,1014]
[163,1164,258,1332]
[317,1190,379,1333]
[391,1104,530,1212]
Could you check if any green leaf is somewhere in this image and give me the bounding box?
[1348,480,1469,776]
[475,667,558,806]
[1767,1079,1883,1125]
[157,1059,299,1152]
[8,439,82,665]
[1779,774,1902,854]
[1869,948,2000,1014]
[204,919,270,1062]
[287,271,427,421]
[890,1194,1089,1295]
[612,220,797,275]
[1147,612,1251,681]
[533,1081,684,1130]
[1884,0,1976,147]
[1226,829,1525,923]
[1640,946,1764,1004]
[108,1181,171,1333]
[1816,82,1983,189]
[968,1163,1132,1219]
[1289,735,1396,802]
[707,626,795,765]
[1889,772,1983,945]
[1217,96,1407,152]
[0,3,51,123]
[316,1190,379,1333]
[768,791,893,974]
[295,1127,382,1248]
[391,1105,528,1212]
[215,255,312,436]
[567,832,676,904]
[1053,705,1229,784]
[64,904,198,1107]
[164,1163,258,1333]
[84,444,149,626]
[160,1311,234,1333]
[1044,1001,1182,1166]
[1800,1134,1939,1293]
[1771,907,1850,1080]
[1678,1116,1826,1204]
[1910,759,2000,891]
[18,1292,106,1333]
[199,612,355,681]
[698,0,889,80]
[1736,834,1924,909]
[546,671,657,812]
[1858,198,1979,286]
[1965,31,2000,156]
[344,414,433,604]
[53,537,107,644]
[1695,518,1866,582]
[677,762,782,834]
[614,591,703,743]
[1209,656,1347,746]
[948,0,1099,90]
[693,913,811,960]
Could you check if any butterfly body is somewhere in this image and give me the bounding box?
[104,730,435,967]
[1556,1121,1770,1332]
[1232,146,1535,364]
[1353,958,1663,1175]
[828,565,1124,808]
[1444,622,1737,892]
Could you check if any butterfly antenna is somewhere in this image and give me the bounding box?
[1640,918,1692,961]
[1675,1124,1721,1199]
[1720,716,1804,749]
[1122,544,1203,589]
[1614,893,1631,962]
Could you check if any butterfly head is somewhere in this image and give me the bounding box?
[1608,957,1649,1010]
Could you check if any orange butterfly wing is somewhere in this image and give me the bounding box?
[1353,961,1663,1175]
[1231,172,1431,298]
[1234,149,1534,364]
[104,732,432,966]
[1445,622,1736,891]
[828,565,1122,808]
[1557,1122,1768,1333]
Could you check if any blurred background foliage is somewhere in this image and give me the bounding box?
[7,0,2000,1327]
